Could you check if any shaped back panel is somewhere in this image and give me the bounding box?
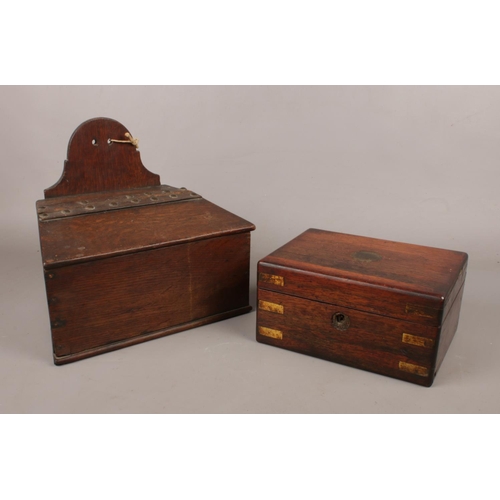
[44,117,160,198]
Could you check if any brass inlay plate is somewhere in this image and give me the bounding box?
[402,333,434,348]
[405,303,435,319]
[259,273,284,286]
[352,250,382,263]
[258,326,283,340]
[398,361,429,377]
[258,300,284,314]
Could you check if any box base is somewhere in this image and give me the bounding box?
[53,305,252,365]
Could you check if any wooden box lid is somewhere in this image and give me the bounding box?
[36,118,254,269]
[258,228,467,327]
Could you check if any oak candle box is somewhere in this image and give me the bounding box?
[37,117,255,365]
[256,229,467,386]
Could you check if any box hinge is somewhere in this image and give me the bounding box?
[37,185,201,221]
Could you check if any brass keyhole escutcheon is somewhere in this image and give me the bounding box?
[332,312,350,331]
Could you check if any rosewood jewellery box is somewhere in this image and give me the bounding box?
[36,117,255,365]
[256,229,467,387]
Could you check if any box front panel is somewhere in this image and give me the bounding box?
[258,262,444,327]
[46,233,250,360]
[257,288,439,386]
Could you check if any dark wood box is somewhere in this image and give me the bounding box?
[256,229,467,386]
[37,118,255,365]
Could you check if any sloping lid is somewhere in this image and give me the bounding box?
[37,187,254,269]
[258,229,467,326]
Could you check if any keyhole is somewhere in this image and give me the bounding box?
[332,312,350,331]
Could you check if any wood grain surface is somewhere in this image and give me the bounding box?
[46,233,251,362]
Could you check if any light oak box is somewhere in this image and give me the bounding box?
[37,117,255,364]
[256,229,467,387]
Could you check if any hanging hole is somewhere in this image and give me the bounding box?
[109,201,118,207]
[92,139,98,146]
[150,196,158,202]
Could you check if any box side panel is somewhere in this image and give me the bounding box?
[188,232,251,319]
[258,262,444,327]
[442,261,467,324]
[257,288,439,386]
[434,283,466,375]
[45,233,251,360]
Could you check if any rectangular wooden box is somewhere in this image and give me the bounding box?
[256,229,467,386]
[37,118,255,365]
